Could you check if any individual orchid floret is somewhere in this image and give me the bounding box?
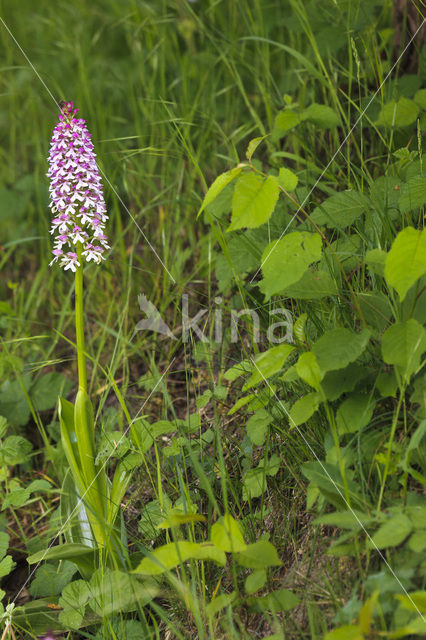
[47,101,109,269]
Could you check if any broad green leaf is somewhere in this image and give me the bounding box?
[0,435,32,466]
[3,479,50,509]
[242,467,267,499]
[385,227,426,301]
[296,352,324,390]
[323,626,363,640]
[247,588,299,612]
[133,541,226,575]
[282,268,338,299]
[245,569,267,594]
[321,364,368,401]
[314,509,373,530]
[197,167,242,217]
[228,394,257,416]
[28,543,95,565]
[357,292,393,331]
[29,561,78,598]
[224,358,251,382]
[377,372,398,398]
[289,392,321,426]
[311,190,369,229]
[157,513,206,529]
[377,97,419,126]
[336,394,375,436]
[302,461,365,510]
[243,344,294,390]
[278,167,298,191]
[302,103,340,128]
[313,328,370,373]
[89,569,158,616]
[205,592,237,617]
[259,232,322,299]
[273,109,301,136]
[398,176,426,213]
[229,173,279,231]
[396,590,426,614]
[237,540,282,569]
[246,136,267,161]
[58,579,90,630]
[367,514,412,549]
[211,514,246,552]
[414,88,426,109]
[382,319,426,381]
[246,409,273,446]
[365,248,387,277]
[30,372,72,412]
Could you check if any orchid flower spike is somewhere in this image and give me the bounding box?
[47,101,109,272]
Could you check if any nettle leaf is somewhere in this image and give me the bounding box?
[245,569,267,594]
[248,588,299,612]
[302,103,340,128]
[246,409,273,446]
[296,352,324,390]
[0,435,32,466]
[197,166,242,217]
[228,173,279,231]
[259,232,322,299]
[3,479,50,510]
[399,175,426,212]
[367,514,412,549]
[336,394,375,436]
[278,167,298,191]
[133,541,226,575]
[289,392,322,426]
[211,514,246,552]
[377,97,420,127]
[381,319,426,382]
[385,227,426,301]
[311,190,369,229]
[369,175,402,217]
[313,328,370,373]
[237,540,282,569]
[243,344,295,390]
[281,268,338,299]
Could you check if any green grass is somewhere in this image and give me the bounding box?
[0,0,426,638]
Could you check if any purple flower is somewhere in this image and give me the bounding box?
[47,101,109,269]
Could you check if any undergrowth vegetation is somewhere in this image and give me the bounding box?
[0,0,425,638]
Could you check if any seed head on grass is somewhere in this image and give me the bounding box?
[47,101,109,271]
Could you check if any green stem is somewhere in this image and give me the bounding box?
[377,384,405,512]
[75,244,87,392]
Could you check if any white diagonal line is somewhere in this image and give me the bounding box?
[0,16,175,284]
[11,357,175,606]
[250,356,426,623]
[250,19,426,283]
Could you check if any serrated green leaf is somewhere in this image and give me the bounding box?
[278,167,298,191]
[229,173,279,231]
[243,344,295,390]
[313,328,370,373]
[382,319,426,381]
[245,569,267,594]
[311,190,369,229]
[237,540,282,569]
[197,167,242,218]
[385,227,426,301]
[246,409,273,446]
[302,103,340,128]
[377,97,420,126]
[367,514,412,549]
[399,176,426,213]
[289,392,321,426]
[259,232,322,299]
[211,514,246,552]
